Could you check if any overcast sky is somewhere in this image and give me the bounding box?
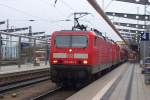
[0,0,148,41]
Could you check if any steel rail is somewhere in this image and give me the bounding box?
[0,76,50,94]
[30,86,62,100]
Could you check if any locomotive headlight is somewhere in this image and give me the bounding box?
[83,60,88,64]
[69,49,72,52]
[53,60,58,64]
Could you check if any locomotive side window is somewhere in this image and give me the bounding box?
[94,36,97,46]
[55,35,87,48]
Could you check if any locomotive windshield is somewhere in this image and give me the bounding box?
[55,35,87,48]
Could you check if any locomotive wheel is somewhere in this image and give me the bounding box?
[95,72,102,79]
[75,82,84,89]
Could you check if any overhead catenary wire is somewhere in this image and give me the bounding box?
[38,0,67,17]
[0,2,71,29]
[54,0,58,6]
[0,0,97,31]
[104,0,114,11]
[0,3,51,23]
[60,0,75,11]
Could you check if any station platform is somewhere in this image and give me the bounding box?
[67,63,150,100]
[0,62,49,74]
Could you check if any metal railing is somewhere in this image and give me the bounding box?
[0,32,50,67]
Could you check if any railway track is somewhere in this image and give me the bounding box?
[0,68,50,86]
[0,68,77,100]
[31,86,62,100]
[30,87,77,100]
[0,68,50,95]
[0,76,50,94]
[28,64,125,100]
[0,79,56,100]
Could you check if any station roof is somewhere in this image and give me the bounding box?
[37,35,51,39]
[118,28,144,33]
[0,21,5,25]
[113,22,146,29]
[0,27,29,33]
[114,0,150,5]
[106,12,150,21]
[20,32,45,35]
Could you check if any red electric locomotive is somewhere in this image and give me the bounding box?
[50,29,125,86]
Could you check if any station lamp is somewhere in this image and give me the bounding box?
[145,16,148,20]
[124,14,127,17]
[136,15,139,19]
[136,31,138,33]
[135,0,140,2]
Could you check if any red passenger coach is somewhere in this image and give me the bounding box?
[119,48,128,62]
[50,30,126,86]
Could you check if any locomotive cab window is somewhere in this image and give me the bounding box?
[54,35,70,47]
[55,35,88,48]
